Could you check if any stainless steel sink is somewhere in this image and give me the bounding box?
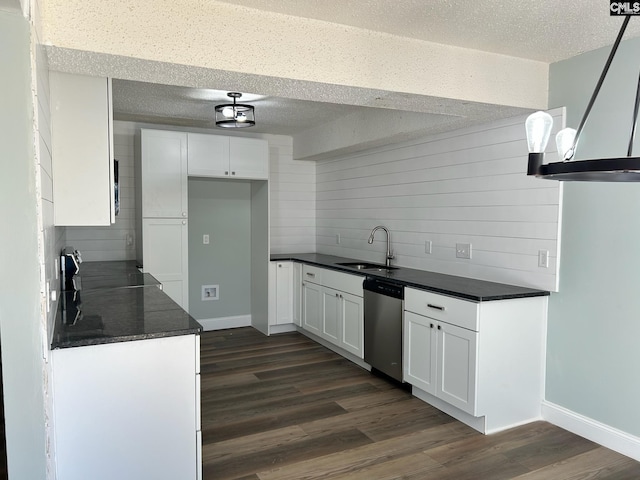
[337,262,399,271]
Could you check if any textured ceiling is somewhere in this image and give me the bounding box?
[111,1,640,138]
[112,81,369,135]
[216,0,640,63]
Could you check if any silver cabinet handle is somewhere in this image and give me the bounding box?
[427,304,445,311]
[182,220,187,225]
[182,212,187,217]
[306,272,315,277]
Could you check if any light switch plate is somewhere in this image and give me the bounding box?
[203,234,210,245]
[425,240,432,254]
[456,243,472,259]
[336,234,341,244]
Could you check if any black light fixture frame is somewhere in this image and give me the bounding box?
[215,92,256,128]
[529,15,640,181]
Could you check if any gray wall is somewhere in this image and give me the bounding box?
[547,37,640,437]
[187,178,251,320]
[0,10,48,479]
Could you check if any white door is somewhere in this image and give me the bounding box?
[143,218,189,311]
[141,130,188,218]
[403,312,437,394]
[340,292,364,358]
[229,137,269,179]
[321,287,340,344]
[436,322,478,415]
[302,281,322,335]
[187,133,230,177]
[275,262,293,325]
[292,263,302,327]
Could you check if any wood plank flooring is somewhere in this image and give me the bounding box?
[201,327,640,480]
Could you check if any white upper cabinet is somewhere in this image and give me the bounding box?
[187,134,268,180]
[141,130,188,218]
[229,137,269,179]
[186,133,229,177]
[50,72,114,226]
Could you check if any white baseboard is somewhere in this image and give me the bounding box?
[196,315,251,331]
[542,401,640,462]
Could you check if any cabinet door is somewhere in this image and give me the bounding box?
[340,292,364,358]
[51,72,114,226]
[229,137,269,179]
[292,263,302,327]
[321,287,340,344]
[141,130,188,218]
[143,218,188,311]
[275,262,293,325]
[302,281,322,335]
[404,312,437,394]
[437,322,478,415]
[187,133,230,177]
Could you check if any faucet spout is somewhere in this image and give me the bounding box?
[368,225,394,267]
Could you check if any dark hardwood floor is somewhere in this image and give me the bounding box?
[200,327,640,479]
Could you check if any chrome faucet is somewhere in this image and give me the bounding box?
[368,225,394,267]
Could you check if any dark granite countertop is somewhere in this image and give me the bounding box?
[271,253,549,302]
[52,261,201,349]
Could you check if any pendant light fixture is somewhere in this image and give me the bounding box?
[215,92,256,128]
[526,15,640,181]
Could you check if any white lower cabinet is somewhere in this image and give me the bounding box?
[404,287,547,434]
[274,262,294,325]
[404,311,477,414]
[302,280,322,335]
[52,335,201,480]
[301,265,364,359]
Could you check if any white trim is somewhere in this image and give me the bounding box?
[296,327,371,371]
[268,324,297,335]
[412,386,486,434]
[196,315,251,331]
[542,401,640,462]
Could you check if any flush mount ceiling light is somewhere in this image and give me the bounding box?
[215,92,256,128]
[526,16,640,181]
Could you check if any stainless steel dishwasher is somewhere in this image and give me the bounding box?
[363,277,405,382]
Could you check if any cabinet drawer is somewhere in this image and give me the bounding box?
[405,288,479,331]
[302,264,323,284]
[302,264,363,297]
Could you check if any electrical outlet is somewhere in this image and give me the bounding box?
[336,234,341,244]
[538,249,549,268]
[425,240,432,254]
[203,234,210,245]
[456,243,472,259]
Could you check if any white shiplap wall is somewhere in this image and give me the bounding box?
[315,111,563,292]
[68,122,312,259]
[65,121,137,261]
[268,135,316,253]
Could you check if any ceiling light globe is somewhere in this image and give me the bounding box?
[221,106,235,118]
[236,112,247,122]
[525,111,553,153]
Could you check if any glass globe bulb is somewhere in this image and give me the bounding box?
[221,106,235,118]
[556,128,577,161]
[525,111,553,153]
[236,112,247,122]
